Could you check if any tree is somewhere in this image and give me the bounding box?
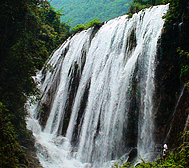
[0,0,70,166]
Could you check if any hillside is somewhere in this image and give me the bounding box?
[50,0,131,27]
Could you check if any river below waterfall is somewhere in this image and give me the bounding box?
[26,4,169,168]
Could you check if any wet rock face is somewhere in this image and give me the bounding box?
[38,103,51,129]
[154,10,189,148]
[154,32,181,145]
[183,115,189,142]
[165,86,189,148]
[127,148,137,163]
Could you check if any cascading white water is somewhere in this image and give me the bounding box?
[26,4,168,168]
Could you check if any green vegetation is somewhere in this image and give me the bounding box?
[0,0,70,167]
[114,132,189,168]
[50,0,131,27]
[71,19,102,34]
[127,0,169,15]
[0,103,28,167]
[178,48,189,79]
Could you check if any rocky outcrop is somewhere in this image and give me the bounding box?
[154,2,189,149]
[165,85,189,148]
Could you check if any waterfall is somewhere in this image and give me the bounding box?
[26,4,169,168]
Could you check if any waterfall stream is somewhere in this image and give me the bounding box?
[26,5,168,168]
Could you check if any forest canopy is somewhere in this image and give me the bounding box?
[49,0,131,27]
[0,0,70,167]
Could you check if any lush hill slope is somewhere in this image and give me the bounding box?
[0,1,70,167]
[50,0,131,27]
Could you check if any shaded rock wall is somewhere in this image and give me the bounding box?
[165,85,189,148]
[154,2,189,149]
